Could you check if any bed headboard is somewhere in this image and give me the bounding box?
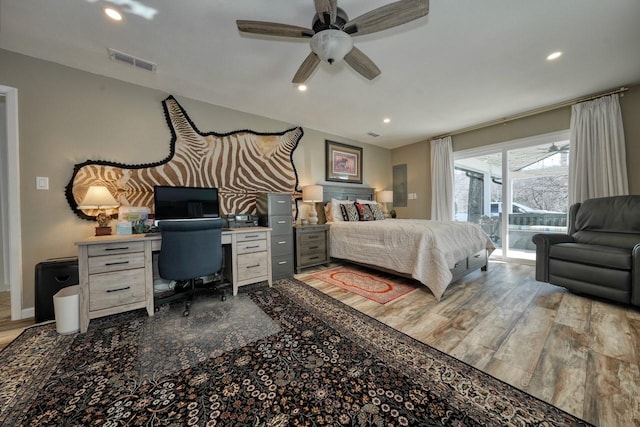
[318,185,374,224]
[321,185,374,203]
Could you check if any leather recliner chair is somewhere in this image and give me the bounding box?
[532,195,640,306]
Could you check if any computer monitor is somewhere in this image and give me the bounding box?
[153,185,220,221]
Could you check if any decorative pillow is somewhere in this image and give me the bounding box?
[354,202,375,221]
[340,203,360,221]
[356,199,376,204]
[368,203,385,220]
[331,198,353,222]
[324,203,333,222]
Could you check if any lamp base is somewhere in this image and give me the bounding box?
[95,226,112,236]
[308,207,319,225]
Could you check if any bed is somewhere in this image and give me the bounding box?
[320,185,495,300]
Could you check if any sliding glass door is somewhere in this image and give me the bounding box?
[453,131,569,261]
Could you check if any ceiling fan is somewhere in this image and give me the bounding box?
[236,0,429,84]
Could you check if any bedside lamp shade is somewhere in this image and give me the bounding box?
[78,186,119,235]
[377,190,393,204]
[302,185,323,225]
[302,185,323,202]
[377,190,393,218]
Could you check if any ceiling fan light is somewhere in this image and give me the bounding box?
[310,29,353,64]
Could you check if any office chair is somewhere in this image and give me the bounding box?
[155,218,229,317]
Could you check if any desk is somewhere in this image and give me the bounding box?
[76,227,272,333]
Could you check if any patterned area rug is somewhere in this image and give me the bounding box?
[0,279,590,426]
[312,265,418,303]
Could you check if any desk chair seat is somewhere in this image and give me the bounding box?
[156,218,229,316]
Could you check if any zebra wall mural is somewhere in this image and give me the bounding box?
[66,96,303,220]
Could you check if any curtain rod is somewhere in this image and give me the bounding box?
[429,86,629,141]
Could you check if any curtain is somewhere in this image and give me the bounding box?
[430,136,454,220]
[568,94,628,205]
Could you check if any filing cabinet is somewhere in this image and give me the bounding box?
[256,193,294,280]
[294,224,330,273]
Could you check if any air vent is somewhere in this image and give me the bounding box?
[367,131,381,138]
[108,48,157,73]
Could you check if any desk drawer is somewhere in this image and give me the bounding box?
[88,252,145,274]
[237,252,269,282]
[237,239,267,254]
[270,216,292,235]
[272,236,293,256]
[235,231,267,243]
[267,194,292,215]
[88,241,144,257]
[89,269,146,311]
[272,254,293,279]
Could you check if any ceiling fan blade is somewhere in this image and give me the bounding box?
[292,52,321,84]
[344,0,429,36]
[236,20,314,38]
[314,0,338,24]
[344,47,381,80]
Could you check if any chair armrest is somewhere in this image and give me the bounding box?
[632,244,640,306]
[532,233,575,282]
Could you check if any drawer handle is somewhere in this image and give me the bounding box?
[276,200,286,204]
[278,261,288,265]
[308,236,319,240]
[106,286,131,293]
[246,264,261,269]
[309,246,319,250]
[245,235,260,239]
[277,220,286,224]
[105,261,130,266]
[474,254,481,258]
[309,256,320,260]
[245,245,260,249]
[277,241,287,245]
[105,247,129,251]
[454,263,460,268]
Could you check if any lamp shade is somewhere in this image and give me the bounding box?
[377,190,393,204]
[310,29,353,64]
[78,186,119,209]
[302,185,323,202]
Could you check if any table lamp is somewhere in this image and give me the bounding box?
[78,185,119,236]
[302,185,323,225]
[377,190,393,218]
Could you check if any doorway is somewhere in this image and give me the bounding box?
[0,86,23,320]
[454,130,570,262]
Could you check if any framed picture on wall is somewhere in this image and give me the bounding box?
[325,140,363,184]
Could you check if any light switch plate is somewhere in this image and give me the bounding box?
[36,176,49,190]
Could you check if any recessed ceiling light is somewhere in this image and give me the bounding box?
[383,118,391,124]
[297,84,307,92]
[546,51,562,61]
[105,7,123,21]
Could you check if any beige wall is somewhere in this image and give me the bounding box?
[392,84,640,219]
[0,49,391,311]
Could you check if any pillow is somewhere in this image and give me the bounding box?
[356,199,376,204]
[340,203,360,221]
[330,198,353,222]
[324,203,333,222]
[354,202,375,221]
[368,203,385,220]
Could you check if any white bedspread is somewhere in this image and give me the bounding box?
[329,219,495,300]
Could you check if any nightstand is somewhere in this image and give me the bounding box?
[294,224,330,273]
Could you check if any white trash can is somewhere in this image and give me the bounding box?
[53,285,80,334]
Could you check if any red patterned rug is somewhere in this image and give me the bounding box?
[312,265,418,304]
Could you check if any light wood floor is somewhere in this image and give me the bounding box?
[1,263,638,426]
[296,261,640,427]
[0,291,35,350]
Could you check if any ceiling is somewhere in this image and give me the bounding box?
[1,0,639,149]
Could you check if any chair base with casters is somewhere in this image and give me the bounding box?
[155,218,229,317]
[154,277,230,316]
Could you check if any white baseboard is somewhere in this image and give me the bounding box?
[21,307,34,319]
